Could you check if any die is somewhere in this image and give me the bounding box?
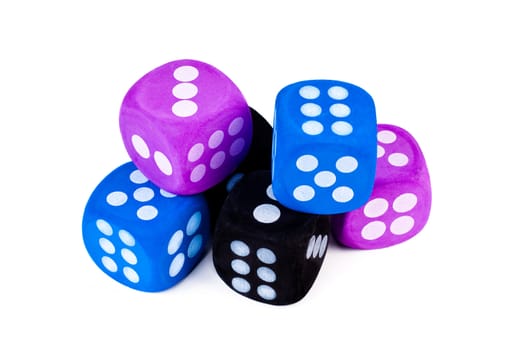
[82,162,211,292]
[331,124,432,249]
[205,107,273,229]
[119,58,253,195]
[212,170,330,305]
[272,79,377,215]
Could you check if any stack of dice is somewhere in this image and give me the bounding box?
[82,59,432,305]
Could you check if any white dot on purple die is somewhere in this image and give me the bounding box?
[336,156,358,173]
[378,130,397,144]
[208,130,224,149]
[231,259,250,275]
[187,143,204,162]
[190,164,206,183]
[314,171,336,188]
[210,151,226,169]
[293,185,315,201]
[106,191,127,206]
[300,103,322,117]
[257,267,276,283]
[96,219,112,236]
[253,204,281,224]
[257,285,276,300]
[172,82,198,99]
[121,248,137,265]
[119,229,135,246]
[167,230,184,255]
[299,85,320,99]
[331,121,353,136]
[329,103,351,117]
[133,187,154,202]
[160,189,177,198]
[332,186,354,203]
[228,117,244,136]
[154,151,173,176]
[393,193,418,213]
[266,184,276,200]
[169,253,185,277]
[101,256,117,272]
[99,238,115,254]
[364,198,389,218]
[232,277,251,293]
[229,138,245,156]
[172,100,198,118]
[328,86,349,100]
[388,153,409,167]
[296,154,318,172]
[131,134,150,159]
[319,235,328,258]
[187,234,203,258]
[377,145,385,158]
[302,121,324,136]
[186,211,202,236]
[361,221,386,240]
[390,216,415,235]
[230,240,250,257]
[123,267,139,283]
[137,205,158,220]
[173,65,199,82]
[256,248,276,264]
[129,169,148,184]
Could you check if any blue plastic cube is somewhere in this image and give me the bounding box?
[82,162,210,292]
[272,80,377,214]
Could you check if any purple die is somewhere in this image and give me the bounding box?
[119,59,252,195]
[331,124,432,249]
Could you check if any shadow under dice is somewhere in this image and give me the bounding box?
[120,58,252,195]
[82,162,210,292]
[331,124,432,249]
[213,170,330,306]
[272,80,377,215]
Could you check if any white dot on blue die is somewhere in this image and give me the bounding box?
[129,170,148,184]
[187,234,203,258]
[121,248,137,265]
[101,256,117,272]
[328,86,349,100]
[329,103,351,117]
[96,219,113,236]
[300,103,322,117]
[119,229,135,246]
[123,267,140,283]
[136,205,158,220]
[99,237,115,254]
[302,121,324,135]
[167,230,184,255]
[299,85,320,99]
[133,187,154,202]
[296,155,318,172]
[186,211,202,235]
[106,191,127,206]
[169,253,185,277]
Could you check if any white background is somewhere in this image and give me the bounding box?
[1,1,526,348]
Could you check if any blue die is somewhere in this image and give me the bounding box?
[272,80,377,214]
[82,162,210,292]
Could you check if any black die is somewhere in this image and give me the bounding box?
[212,170,330,305]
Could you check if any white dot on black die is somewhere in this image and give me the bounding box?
[231,259,250,275]
[257,285,277,300]
[256,248,276,264]
[230,240,250,257]
[266,185,277,200]
[257,266,276,283]
[232,277,251,293]
[253,204,281,224]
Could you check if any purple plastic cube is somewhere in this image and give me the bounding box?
[119,59,252,195]
[331,124,432,249]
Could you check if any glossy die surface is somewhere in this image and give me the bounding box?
[272,80,377,214]
[120,59,252,195]
[82,162,210,292]
[213,170,330,306]
[332,124,432,249]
